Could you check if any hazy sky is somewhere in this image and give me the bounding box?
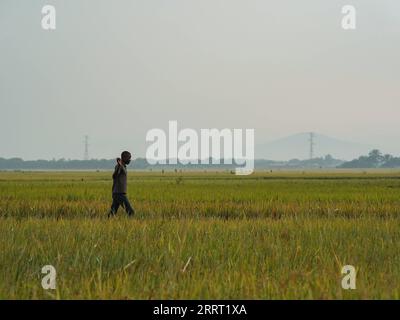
[0,0,399,160]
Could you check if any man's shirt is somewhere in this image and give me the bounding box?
[112,163,127,194]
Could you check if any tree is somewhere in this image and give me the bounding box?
[368,149,384,167]
[384,154,393,162]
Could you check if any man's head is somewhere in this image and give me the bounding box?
[121,151,132,165]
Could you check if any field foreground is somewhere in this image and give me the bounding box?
[1,170,400,299]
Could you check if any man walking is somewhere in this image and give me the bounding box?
[108,151,135,217]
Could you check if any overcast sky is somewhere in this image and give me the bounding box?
[0,0,399,160]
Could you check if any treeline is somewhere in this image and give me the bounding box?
[0,155,343,170]
[339,150,400,168]
[3,151,398,170]
[282,154,343,168]
[0,158,149,170]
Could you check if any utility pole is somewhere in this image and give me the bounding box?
[309,132,315,160]
[84,135,89,160]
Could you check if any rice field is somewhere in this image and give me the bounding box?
[1,170,400,299]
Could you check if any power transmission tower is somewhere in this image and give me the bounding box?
[309,132,315,160]
[84,135,89,160]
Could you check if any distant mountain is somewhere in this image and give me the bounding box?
[256,132,374,161]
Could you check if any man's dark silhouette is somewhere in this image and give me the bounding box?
[108,151,135,217]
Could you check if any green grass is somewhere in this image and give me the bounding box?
[1,170,400,299]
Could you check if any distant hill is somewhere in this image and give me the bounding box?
[256,132,374,161]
